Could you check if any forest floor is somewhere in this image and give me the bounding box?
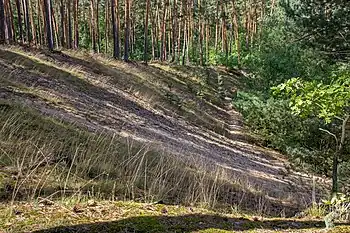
[0,45,348,232]
[1,199,349,233]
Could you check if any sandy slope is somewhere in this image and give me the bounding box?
[0,46,329,214]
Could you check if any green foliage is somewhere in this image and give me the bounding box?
[208,49,239,68]
[282,0,350,60]
[272,72,350,123]
[323,193,350,228]
[272,66,350,194]
[235,2,350,180]
[242,13,329,91]
[304,204,327,218]
[233,91,335,173]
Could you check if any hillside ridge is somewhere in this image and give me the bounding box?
[0,46,328,213]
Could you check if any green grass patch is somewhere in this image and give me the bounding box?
[2,199,347,233]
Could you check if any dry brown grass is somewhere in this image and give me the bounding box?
[0,45,329,218]
[0,101,280,215]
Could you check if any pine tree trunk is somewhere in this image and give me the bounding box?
[181,20,186,65]
[3,0,9,43]
[96,0,100,52]
[116,0,120,53]
[215,0,219,53]
[188,0,193,61]
[43,0,54,50]
[15,0,23,42]
[160,0,168,61]
[123,0,129,61]
[4,0,14,43]
[67,0,72,48]
[37,0,43,45]
[22,0,30,42]
[4,0,8,43]
[73,0,78,49]
[245,0,250,48]
[232,0,240,64]
[205,22,209,62]
[332,115,350,195]
[28,0,35,44]
[198,0,203,65]
[52,4,59,49]
[170,0,177,63]
[177,0,183,62]
[157,2,161,59]
[258,0,265,41]
[155,0,160,59]
[129,0,133,55]
[0,0,5,44]
[105,0,108,53]
[90,0,97,52]
[150,0,156,60]
[111,0,119,58]
[221,0,228,64]
[60,0,65,47]
[143,0,150,63]
[6,0,15,43]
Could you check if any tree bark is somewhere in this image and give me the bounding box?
[52,4,59,49]
[60,0,65,47]
[232,0,240,64]
[67,0,72,48]
[90,0,97,52]
[43,0,54,50]
[0,0,5,44]
[150,0,156,60]
[181,20,187,65]
[37,0,43,45]
[22,0,30,42]
[15,0,23,42]
[73,0,78,49]
[215,0,219,53]
[96,0,100,52]
[160,0,168,61]
[123,0,129,61]
[198,0,203,65]
[220,0,228,64]
[170,0,177,63]
[111,0,119,58]
[332,115,350,195]
[105,0,108,52]
[143,0,150,63]
[205,21,209,62]
[5,0,15,43]
[28,0,36,44]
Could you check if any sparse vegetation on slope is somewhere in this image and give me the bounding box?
[0,100,260,211]
[0,45,340,232]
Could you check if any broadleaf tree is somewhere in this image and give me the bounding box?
[273,71,350,195]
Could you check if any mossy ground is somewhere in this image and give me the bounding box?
[1,200,349,233]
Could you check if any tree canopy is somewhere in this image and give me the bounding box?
[283,0,350,60]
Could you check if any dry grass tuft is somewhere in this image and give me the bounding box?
[0,101,278,216]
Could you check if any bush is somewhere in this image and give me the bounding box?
[233,91,336,174]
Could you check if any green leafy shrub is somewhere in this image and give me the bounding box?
[233,91,335,174]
